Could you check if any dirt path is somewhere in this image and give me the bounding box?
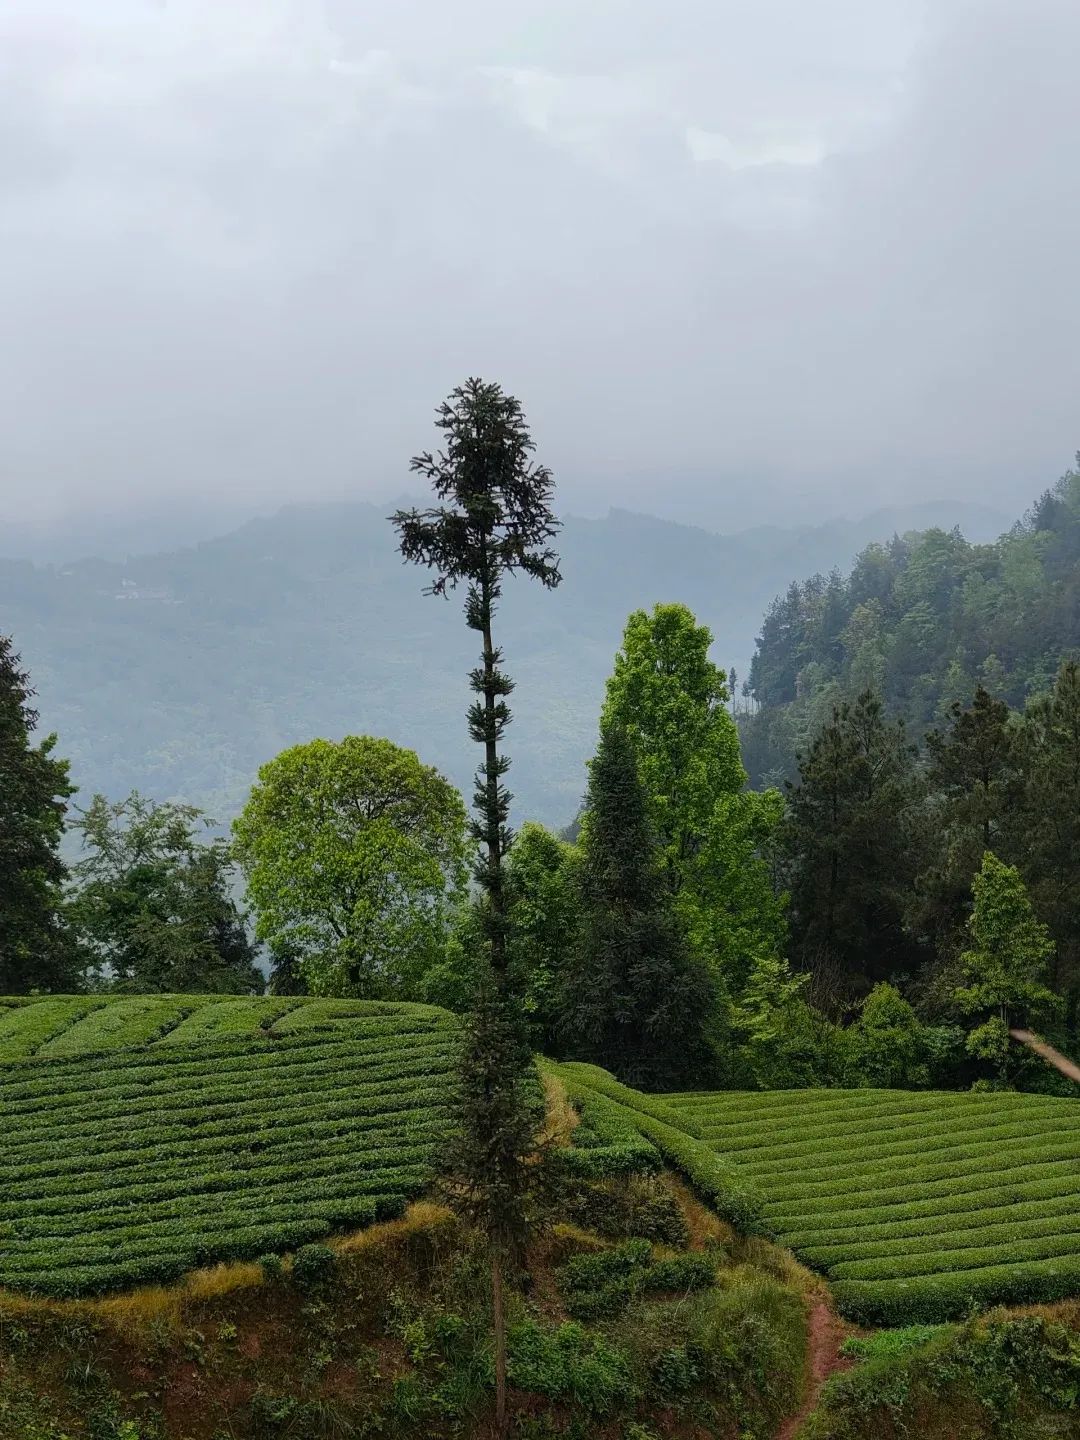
[776,1300,851,1440]
[1011,1028,1080,1084]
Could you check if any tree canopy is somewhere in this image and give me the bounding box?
[392,379,562,1438]
[954,852,1058,1080]
[599,603,785,992]
[742,458,1080,787]
[0,634,76,993]
[232,736,468,998]
[69,792,261,994]
[557,720,717,1088]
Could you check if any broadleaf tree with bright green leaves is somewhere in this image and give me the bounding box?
[232,736,469,999]
[599,603,787,994]
[503,821,581,1047]
[954,851,1059,1082]
[69,792,262,994]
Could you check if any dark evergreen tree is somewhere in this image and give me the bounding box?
[392,378,560,1438]
[1014,662,1080,1001]
[781,691,922,1006]
[267,943,309,996]
[927,688,1016,853]
[559,721,717,1088]
[916,688,1018,956]
[0,635,77,992]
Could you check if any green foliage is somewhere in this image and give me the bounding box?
[291,1243,336,1289]
[1015,660,1080,1000]
[556,1239,715,1321]
[728,950,822,1089]
[780,690,922,1005]
[394,378,564,1436]
[805,1314,1080,1438]
[559,1174,689,1247]
[744,465,1080,787]
[0,634,77,993]
[599,603,786,995]
[555,1065,765,1235]
[504,823,581,1045]
[600,604,744,858]
[652,1082,1080,1323]
[68,793,261,994]
[507,1319,638,1415]
[954,852,1059,1079]
[556,721,717,1089]
[233,735,468,999]
[844,982,931,1088]
[0,995,457,1295]
[916,688,1019,952]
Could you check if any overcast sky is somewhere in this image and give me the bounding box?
[1,0,1078,534]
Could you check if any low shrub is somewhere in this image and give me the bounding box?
[507,1319,639,1415]
[291,1244,336,1289]
[556,1239,716,1321]
[803,1314,1080,1439]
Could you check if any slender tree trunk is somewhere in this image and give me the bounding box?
[492,1249,508,1438]
[480,579,507,978]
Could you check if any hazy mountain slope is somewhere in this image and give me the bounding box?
[0,499,1005,829]
[740,467,1080,785]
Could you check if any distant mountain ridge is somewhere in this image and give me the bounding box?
[0,497,1009,830]
[740,464,1080,785]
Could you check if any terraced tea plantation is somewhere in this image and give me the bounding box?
[0,995,459,1298]
[666,1086,1080,1324]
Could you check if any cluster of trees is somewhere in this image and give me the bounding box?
[4,607,1073,1098]
[0,634,259,996]
[776,670,1080,1082]
[742,457,1080,787]
[6,388,1077,1434]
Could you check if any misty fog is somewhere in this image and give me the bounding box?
[1,0,1078,542]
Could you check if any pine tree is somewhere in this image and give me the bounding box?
[927,687,1016,852]
[392,378,560,1437]
[1014,661,1080,997]
[0,635,77,992]
[917,687,1019,957]
[781,690,921,1005]
[559,721,716,1088]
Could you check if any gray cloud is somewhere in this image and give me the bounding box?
[0,0,1076,533]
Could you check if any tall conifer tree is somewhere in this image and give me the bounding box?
[392,378,560,1437]
[782,691,920,1004]
[560,720,716,1088]
[0,635,76,992]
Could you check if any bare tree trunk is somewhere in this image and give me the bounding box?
[492,1248,508,1438]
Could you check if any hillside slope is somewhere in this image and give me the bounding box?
[558,1065,1080,1324]
[0,996,458,1297]
[741,460,1080,784]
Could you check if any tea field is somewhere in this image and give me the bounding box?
[666,1086,1080,1323]
[7,999,1080,1322]
[0,995,459,1297]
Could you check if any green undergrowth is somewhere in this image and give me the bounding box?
[549,1062,766,1235]
[802,1312,1080,1438]
[0,1190,808,1440]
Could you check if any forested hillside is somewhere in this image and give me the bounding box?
[741,459,1080,786]
[0,497,1000,831]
